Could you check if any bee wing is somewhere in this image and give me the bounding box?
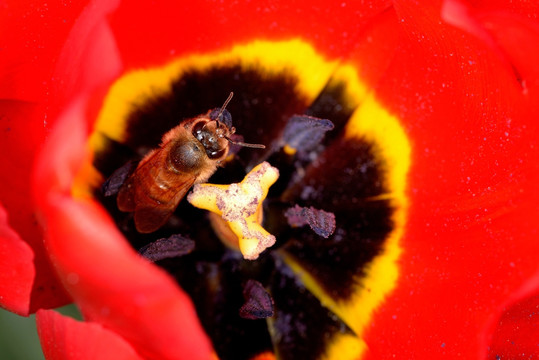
[116,149,162,213]
[133,176,196,233]
[117,146,197,233]
[116,172,138,212]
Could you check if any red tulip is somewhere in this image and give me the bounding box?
[1,0,538,359]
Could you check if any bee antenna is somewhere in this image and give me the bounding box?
[214,92,234,124]
[225,136,266,149]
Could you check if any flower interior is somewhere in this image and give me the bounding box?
[75,39,411,360]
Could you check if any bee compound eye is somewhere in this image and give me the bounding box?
[192,121,205,136]
[170,141,204,172]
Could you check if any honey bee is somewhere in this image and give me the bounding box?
[116,93,264,233]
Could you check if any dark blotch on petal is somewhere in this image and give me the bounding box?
[173,254,274,360]
[95,137,139,178]
[281,137,393,301]
[239,279,274,320]
[284,136,386,208]
[305,82,357,144]
[269,259,356,360]
[139,234,195,262]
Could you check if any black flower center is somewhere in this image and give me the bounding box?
[85,40,410,360]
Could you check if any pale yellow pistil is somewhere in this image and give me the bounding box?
[187,162,279,260]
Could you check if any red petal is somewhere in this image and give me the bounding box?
[459,0,539,20]
[488,287,539,359]
[37,309,144,360]
[0,100,70,313]
[24,0,539,357]
[0,202,35,315]
[0,0,119,104]
[357,1,539,358]
[0,1,87,102]
[0,0,122,313]
[108,1,393,68]
[477,10,539,90]
[34,101,214,360]
[46,0,122,120]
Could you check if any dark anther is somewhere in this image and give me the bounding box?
[139,234,195,262]
[239,279,274,320]
[282,115,334,153]
[209,108,233,128]
[284,205,336,238]
[101,160,136,197]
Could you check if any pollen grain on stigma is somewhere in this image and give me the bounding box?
[187,161,279,260]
